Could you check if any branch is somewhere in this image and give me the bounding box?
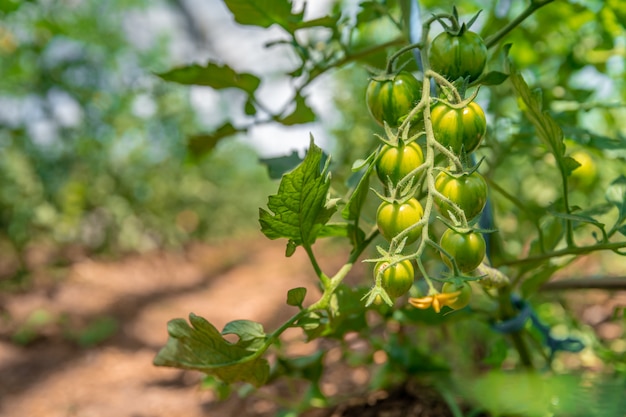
[485,0,555,49]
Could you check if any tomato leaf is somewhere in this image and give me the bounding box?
[222,320,267,351]
[606,175,626,232]
[286,287,307,307]
[293,14,340,30]
[562,127,626,150]
[156,62,260,94]
[223,0,294,31]
[260,151,303,180]
[562,156,581,176]
[478,71,509,86]
[278,94,316,125]
[356,1,385,25]
[224,0,334,33]
[187,124,244,159]
[327,284,369,338]
[259,136,336,249]
[153,314,270,387]
[606,176,626,220]
[508,64,565,161]
[317,223,350,238]
[548,210,605,229]
[341,152,376,221]
[244,97,256,115]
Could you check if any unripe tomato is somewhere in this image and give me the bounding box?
[431,101,486,154]
[570,150,598,189]
[441,282,472,310]
[376,198,424,244]
[375,260,414,298]
[434,170,487,222]
[440,229,486,273]
[366,71,421,127]
[376,141,424,186]
[429,30,487,83]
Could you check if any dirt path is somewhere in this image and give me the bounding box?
[1,238,624,417]
[0,239,360,417]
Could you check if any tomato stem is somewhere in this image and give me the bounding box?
[484,0,555,49]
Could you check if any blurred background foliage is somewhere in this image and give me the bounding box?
[0,0,275,288]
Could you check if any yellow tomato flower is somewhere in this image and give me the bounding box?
[408,290,461,313]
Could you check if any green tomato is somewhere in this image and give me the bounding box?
[434,170,487,222]
[570,150,598,189]
[376,141,424,186]
[439,228,486,273]
[376,198,424,244]
[431,101,486,155]
[429,30,487,83]
[441,282,472,310]
[375,260,414,298]
[366,71,421,127]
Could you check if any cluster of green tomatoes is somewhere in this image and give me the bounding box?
[366,26,492,311]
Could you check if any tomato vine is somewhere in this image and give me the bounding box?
[153,1,626,413]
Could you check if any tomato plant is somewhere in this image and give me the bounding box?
[429,29,488,83]
[434,170,488,222]
[153,2,626,415]
[441,282,472,310]
[439,228,486,273]
[366,71,421,127]
[376,141,424,186]
[376,198,424,244]
[431,101,487,155]
[375,260,414,299]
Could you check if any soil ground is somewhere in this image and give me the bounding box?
[0,238,624,417]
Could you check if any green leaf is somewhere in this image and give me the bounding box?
[482,338,509,367]
[286,239,297,257]
[0,0,33,14]
[259,136,336,250]
[296,312,327,341]
[278,94,316,125]
[356,1,384,25]
[187,124,244,159]
[548,210,605,229]
[244,97,256,115]
[154,314,270,387]
[156,62,260,94]
[477,71,509,86]
[260,151,303,180]
[562,156,581,176]
[341,152,376,221]
[223,0,304,33]
[327,284,369,338]
[521,263,561,297]
[606,175,626,222]
[508,65,565,160]
[221,320,267,351]
[286,287,307,307]
[317,223,350,238]
[294,14,341,30]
